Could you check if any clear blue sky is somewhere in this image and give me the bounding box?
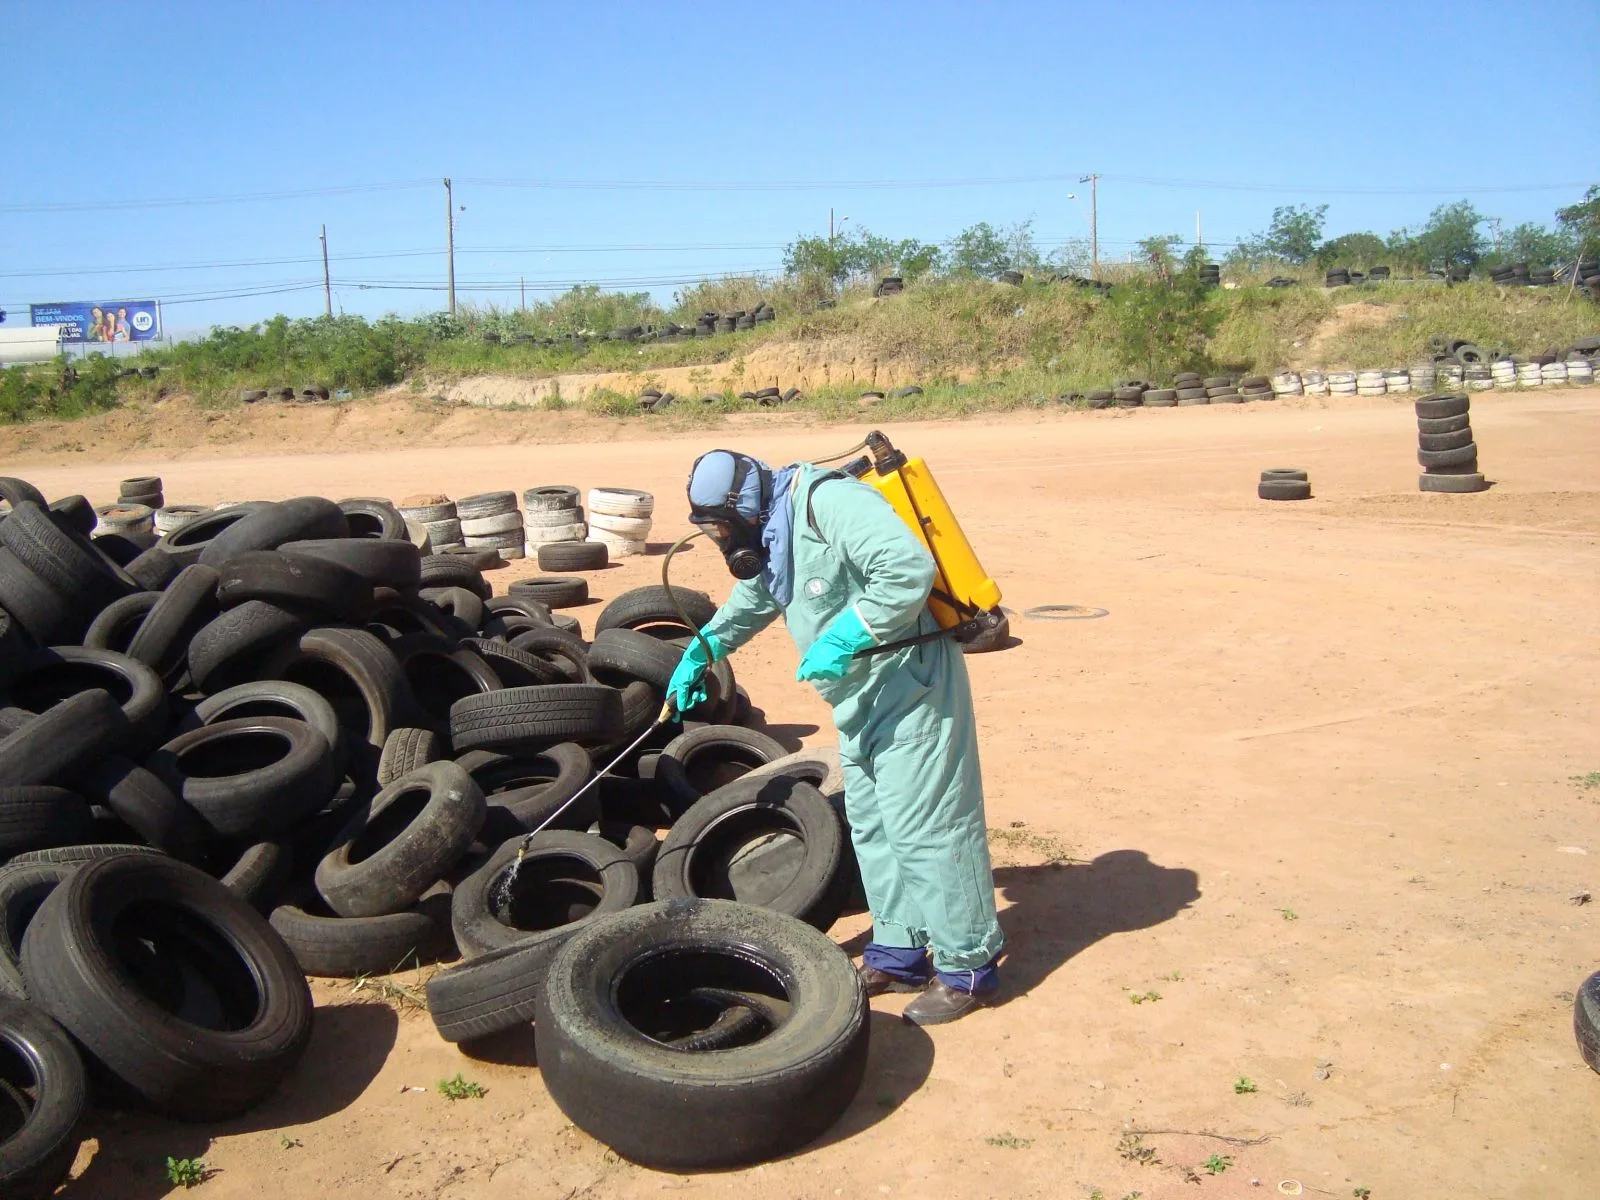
[3,0,1595,335]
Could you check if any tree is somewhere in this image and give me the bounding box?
[783,234,853,284]
[1556,185,1600,260]
[945,220,1040,277]
[1102,244,1219,380]
[1245,204,1327,264]
[783,227,943,284]
[1395,200,1485,269]
[1485,222,1577,268]
[1316,231,1387,267]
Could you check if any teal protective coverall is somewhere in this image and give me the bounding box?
[702,464,1005,981]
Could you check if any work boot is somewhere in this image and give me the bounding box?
[901,979,992,1026]
[857,964,928,996]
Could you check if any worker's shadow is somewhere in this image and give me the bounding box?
[833,848,1199,1002]
[990,849,1200,1002]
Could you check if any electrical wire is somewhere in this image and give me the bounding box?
[0,179,436,215]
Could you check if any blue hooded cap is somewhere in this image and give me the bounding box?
[686,449,799,605]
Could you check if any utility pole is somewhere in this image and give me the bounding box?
[1079,174,1099,278]
[444,177,457,316]
[1196,211,1203,251]
[319,224,332,317]
[829,206,834,243]
[520,276,526,311]
[1488,216,1503,253]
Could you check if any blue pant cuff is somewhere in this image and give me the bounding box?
[863,943,932,982]
[935,960,1000,994]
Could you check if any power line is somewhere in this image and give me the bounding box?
[3,172,1587,215]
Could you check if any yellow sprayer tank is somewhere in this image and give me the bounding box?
[857,433,1002,630]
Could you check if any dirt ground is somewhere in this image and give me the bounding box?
[15,388,1600,1199]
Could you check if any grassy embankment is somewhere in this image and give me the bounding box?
[5,271,1596,430]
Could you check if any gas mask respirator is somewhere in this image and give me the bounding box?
[686,450,771,581]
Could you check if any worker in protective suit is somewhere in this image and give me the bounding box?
[667,449,1004,1024]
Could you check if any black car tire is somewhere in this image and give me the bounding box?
[146,717,337,840]
[450,830,638,958]
[18,854,312,1121]
[652,775,847,931]
[314,761,485,919]
[534,898,868,1169]
[656,725,788,813]
[0,995,87,1200]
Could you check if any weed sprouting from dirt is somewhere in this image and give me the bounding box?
[1234,1077,1259,1094]
[279,1135,301,1150]
[1128,991,1162,1005]
[1117,1133,1159,1166]
[1277,908,1299,921]
[985,1133,1033,1149]
[166,1157,210,1188]
[1571,771,1600,790]
[987,823,1081,866]
[1203,1154,1234,1174]
[437,1073,487,1100]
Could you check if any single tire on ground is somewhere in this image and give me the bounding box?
[535,898,868,1169]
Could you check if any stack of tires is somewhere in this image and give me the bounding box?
[1258,467,1311,501]
[1489,262,1529,286]
[1567,349,1595,386]
[1326,371,1357,397]
[1174,372,1208,406]
[1416,394,1487,493]
[1112,381,1146,408]
[1355,370,1386,397]
[522,485,588,556]
[1515,360,1543,388]
[1436,362,1465,388]
[1270,371,1304,398]
[1410,361,1438,394]
[1541,360,1568,387]
[1325,267,1351,287]
[1490,358,1518,389]
[1205,375,1241,404]
[93,500,155,541]
[1237,375,1274,401]
[1141,387,1178,408]
[1464,363,1493,390]
[1368,266,1391,281]
[1302,370,1329,396]
[399,495,463,552]
[119,474,163,511]
[1382,368,1411,395]
[456,491,525,562]
[874,276,905,297]
[1199,263,1221,288]
[586,488,653,558]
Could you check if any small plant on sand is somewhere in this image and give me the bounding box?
[1116,1133,1159,1166]
[1128,991,1162,1005]
[166,1157,209,1188]
[1278,908,1299,921]
[984,1133,1033,1148]
[1354,1189,1372,1199]
[1203,1153,1233,1174]
[437,1073,486,1100]
[1234,1076,1258,1094]
[1571,771,1600,789]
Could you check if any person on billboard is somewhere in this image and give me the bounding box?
[88,307,106,342]
[113,308,130,342]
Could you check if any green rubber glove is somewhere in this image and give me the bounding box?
[667,629,726,713]
[796,608,875,683]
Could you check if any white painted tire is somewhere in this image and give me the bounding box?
[588,512,652,538]
[590,529,647,557]
[460,510,523,536]
[465,529,525,550]
[525,505,587,528]
[587,487,654,519]
[424,518,463,544]
[154,504,211,535]
[524,522,588,545]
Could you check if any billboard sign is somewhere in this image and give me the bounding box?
[30,300,160,344]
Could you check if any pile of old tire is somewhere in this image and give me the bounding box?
[1238,375,1274,401]
[1204,374,1242,404]
[454,491,525,563]
[1416,393,1487,493]
[1325,267,1352,287]
[523,486,592,564]
[874,276,904,297]
[1258,468,1310,501]
[1577,969,1600,1074]
[1199,262,1221,288]
[1172,372,1208,406]
[1113,379,1148,408]
[398,494,463,553]
[120,474,163,511]
[586,488,653,558]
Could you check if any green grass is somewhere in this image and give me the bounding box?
[1203,1154,1234,1174]
[984,1133,1034,1149]
[1234,1076,1258,1094]
[436,1073,486,1100]
[166,1157,209,1188]
[1571,772,1600,789]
